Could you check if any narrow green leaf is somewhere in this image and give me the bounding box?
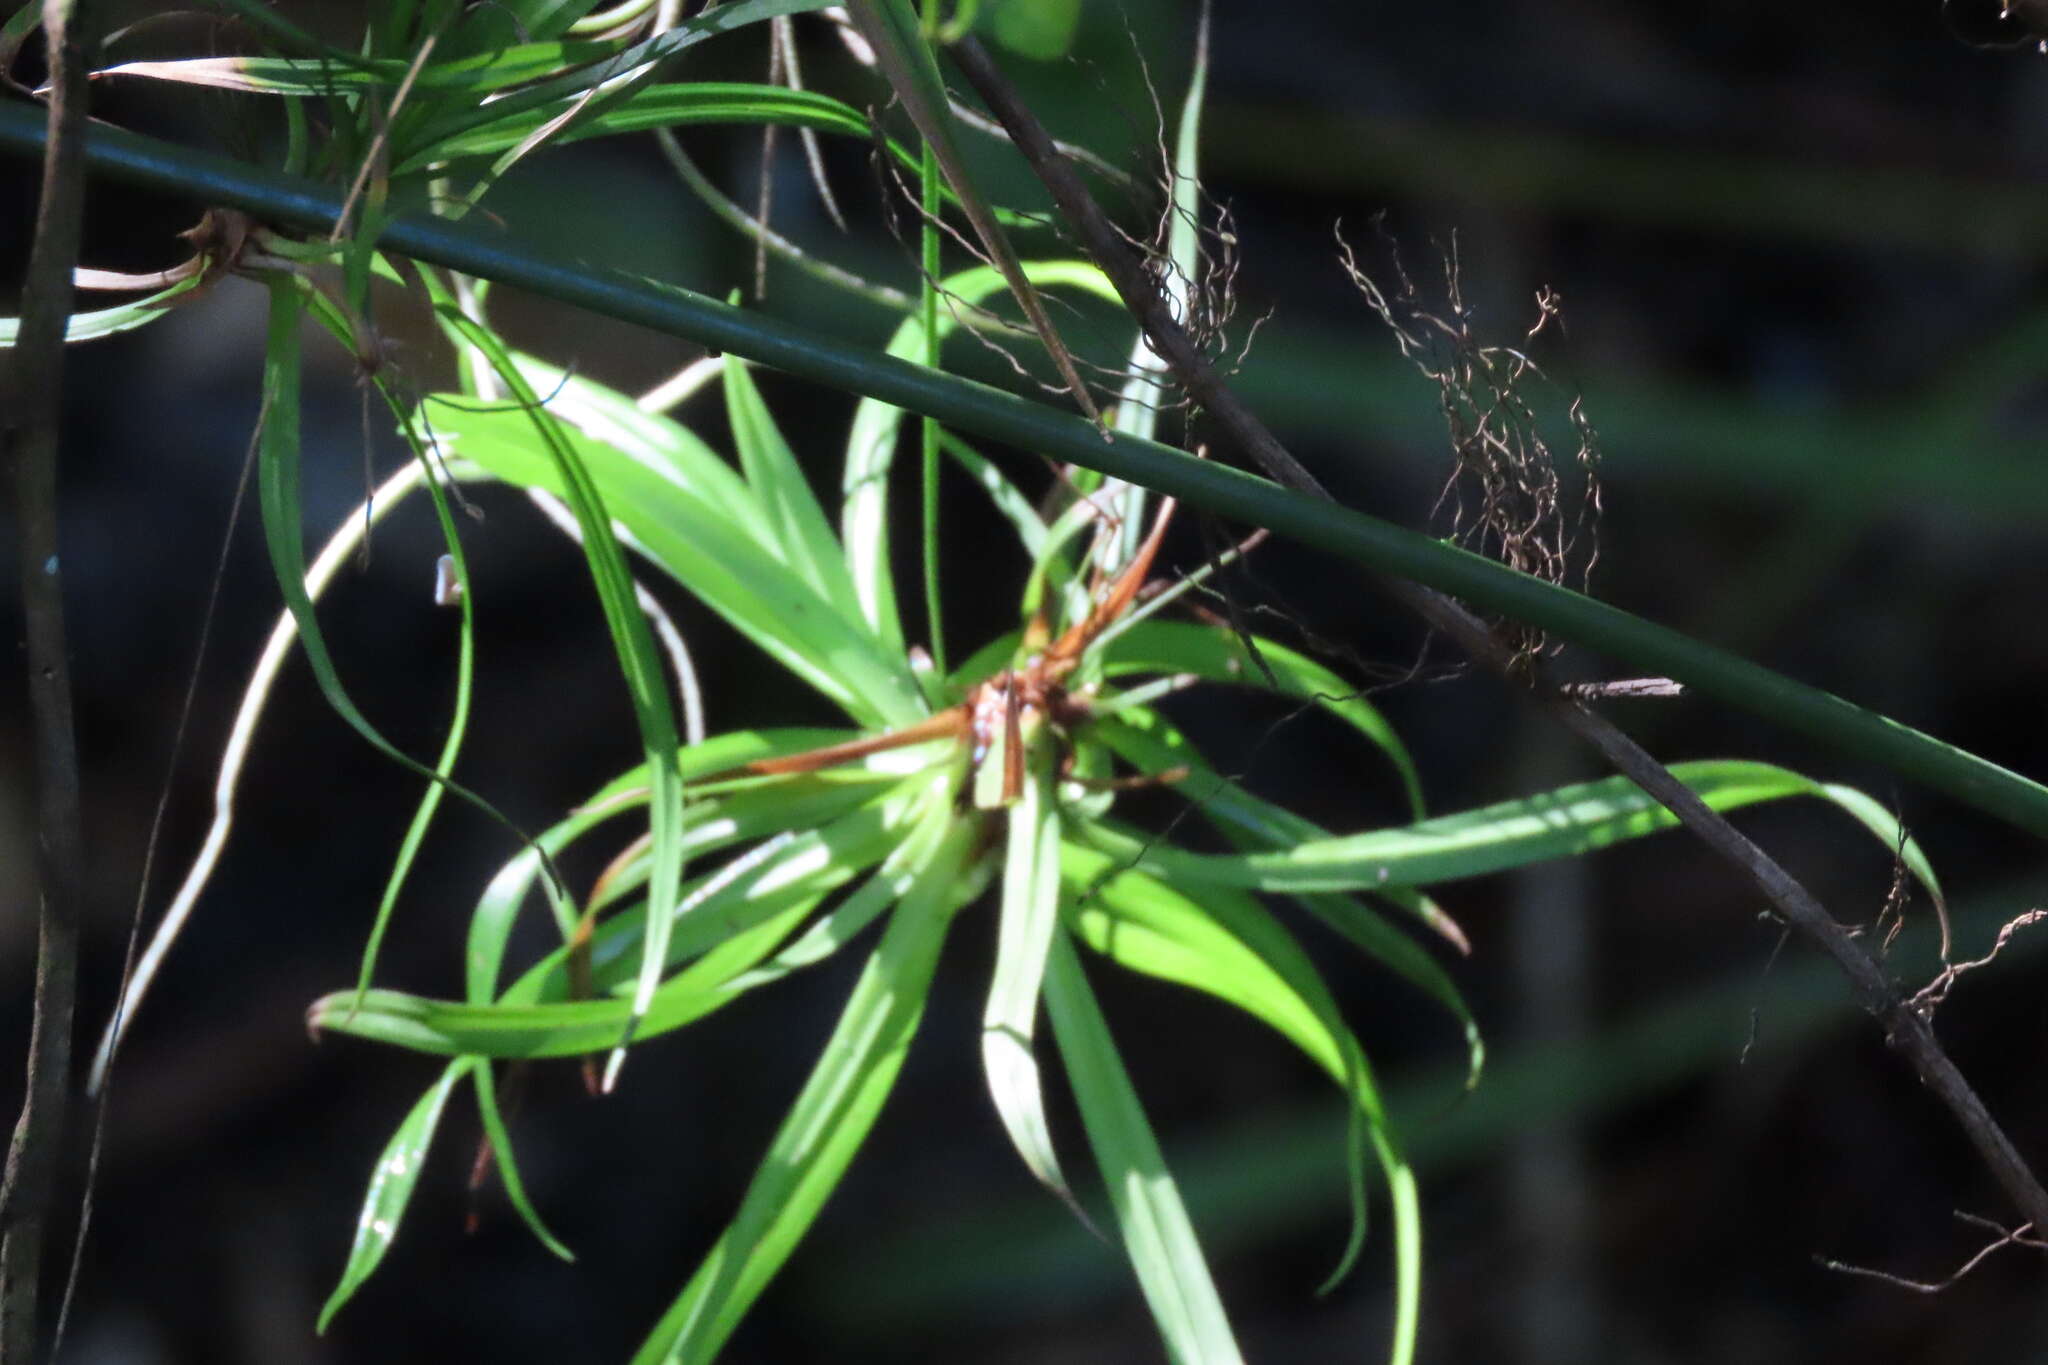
[1100,620,1424,819]
[346,399,485,1010]
[315,791,919,1057]
[983,747,1078,1207]
[1093,709,1482,1085]
[938,429,1049,557]
[724,360,870,628]
[577,776,902,920]
[841,259,1115,652]
[412,0,840,150]
[96,44,612,96]
[1042,932,1244,1365]
[1093,760,1943,899]
[438,360,924,727]
[318,1061,470,1331]
[456,733,889,1008]
[0,270,203,346]
[254,279,549,894]
[473,1058,575,1261]
[434,310,685,1090]
[439,40,667,216]
[727,793,959,987]
[1060,842,1419,1349]
[629,821,975,1365]
[398,82,876,171]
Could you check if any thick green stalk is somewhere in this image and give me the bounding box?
[6,106,2046,837]
[919,119,946,673]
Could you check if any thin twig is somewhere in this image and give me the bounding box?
[88,462,434,1089]
[1816,1212,2047,1293]
[52,394,261,1364]
[0,3,101,1359]
[948,31,2048,1239]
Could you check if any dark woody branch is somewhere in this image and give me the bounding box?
[949,30,2048,1239]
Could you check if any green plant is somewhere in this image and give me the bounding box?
[4,3,2042,1363]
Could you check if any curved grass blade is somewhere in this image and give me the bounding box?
[318,1060,470,1331]
[270,283,499,1011]
[628,820,975,1365]
[410,0,839,151]
[472,1057,574,1261]
[317,894,826,1059]
[725,359,869,627]
[557,778,911,996]
[458,728,865,1007]
[456,753,679,1261]
[1060,843,1419,1355]
[499,352,781,556]
[434,309,684,1091]
[725,790,957,987]
[439,39,668,218]
[346,438,475,1005]
[577,775,903,920]
[1099,620,1424,819]
[1093,710,1482,1086]
[314,793,916,1057]
[89,457,448,1091]
[937,429,1048,557]
[0,270,203,345]
[439,359,924,727]
[95,44,611,96]
[841,259,1115,651]
[286,292,539,1023]
[1041,931,1245,1365]
[401,82,875,171]
[984,748,1082,1212]
[254,280,562,912]
[1093,760,1943,899]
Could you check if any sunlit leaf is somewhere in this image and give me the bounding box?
[983,747,1078,1207]
[629,821,975,1365]
[1043,933,1245,1364]
[841,260,1115,651]
[1088,760,1942,899]
[0,270,203,346]
[318,1062,469,1331]
[1092,709,1482,1087]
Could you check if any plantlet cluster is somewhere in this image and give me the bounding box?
[4,3,2039,1363]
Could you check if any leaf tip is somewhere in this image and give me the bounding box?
[600,1043,629,1094]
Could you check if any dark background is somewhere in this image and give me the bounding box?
[5,1,2048,1361]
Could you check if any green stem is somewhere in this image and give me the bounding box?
[918,103,946,674]
[7,107,2047,838]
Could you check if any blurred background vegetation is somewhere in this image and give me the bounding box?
[3,0,2047,1360]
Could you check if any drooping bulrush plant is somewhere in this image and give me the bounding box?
[287,317,1937,1365]
[4,3,1953,1362]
